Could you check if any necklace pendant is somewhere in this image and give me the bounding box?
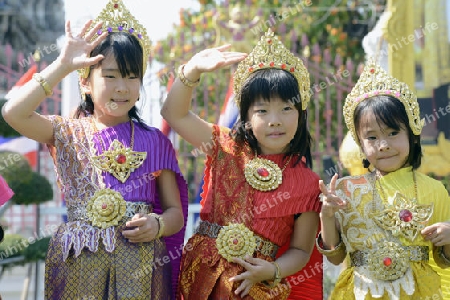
[257,167,270,177]
[399,209,413,222]
[92,140,147,183]
[244,157,283,192]
[371,192,434,241]
[115,153,127,164]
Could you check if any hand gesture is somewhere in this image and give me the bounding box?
[185,45,247,75]
[57,20,108,73]
[122,213,159,243]
[421,221,450,247]
[319,174,347,219]
[229,256,275,297]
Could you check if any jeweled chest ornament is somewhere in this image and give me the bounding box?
[370,171,434,242]
[244,153,292,192]
[91,120,147,183]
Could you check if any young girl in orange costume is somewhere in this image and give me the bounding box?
[162,29,322,299]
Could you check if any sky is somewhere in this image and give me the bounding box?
[64,0,200,42]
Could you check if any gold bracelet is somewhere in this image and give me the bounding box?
[263,261,282,288]
[32,73,53,96]
[433,246,450,268]
[149,213,165,239]
[177,64,200,88]
[315,232,346,257]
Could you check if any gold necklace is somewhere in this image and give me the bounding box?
[374,170,418,213]
[244,152,293,192]
[91,119,147,183]
[370,169,433,241]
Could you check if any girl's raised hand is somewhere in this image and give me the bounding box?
[58,20,108,73]
[319,174,347,218]
[186,44,247,74]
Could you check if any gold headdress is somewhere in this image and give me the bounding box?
[233,29,310,110]
[78,0,151,78]
[343,59,423,144]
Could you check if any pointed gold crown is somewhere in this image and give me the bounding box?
[233,29,310,110]
[343,59,423,145]
[78,0,151,78]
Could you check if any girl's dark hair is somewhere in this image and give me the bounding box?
[73,32,146,126]
[231,68,313,168]
[354,95,422,169]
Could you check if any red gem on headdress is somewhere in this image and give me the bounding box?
[270,62,275,67]
[281,64,287,69]
[290,67,295,72]
[257,167,269,177]
[370,68,375,73]
[116,154,127,164]
[383,257,392,267]
[233,238,238,245]
[267,39,272,44]
[259,63,264,68]
[102,203,108,209]
[114,3,118,8]
[399,209,413,222]
[249,67,254,72]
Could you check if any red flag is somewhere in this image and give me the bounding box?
[2,65,39,169]
[5,64,38,99]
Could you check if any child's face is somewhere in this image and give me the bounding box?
[247,97,298,154]
[86,54,141,123]
[357,110,410,175]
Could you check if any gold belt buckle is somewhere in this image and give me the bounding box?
[216,223,257,262]
[367,241,409,281]
[86,189,127,229]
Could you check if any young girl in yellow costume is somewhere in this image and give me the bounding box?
[318,59,450,299]
[2,0,188,299]
[162,29,322,299]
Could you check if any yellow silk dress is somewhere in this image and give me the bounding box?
[331,167,450,300]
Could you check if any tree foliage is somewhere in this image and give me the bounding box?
[0,99,21,138]
[0,151,53,205]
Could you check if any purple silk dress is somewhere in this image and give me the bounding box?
[44,116,188,300]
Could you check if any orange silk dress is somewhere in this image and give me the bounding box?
[178,125,321,300]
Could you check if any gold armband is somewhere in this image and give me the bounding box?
[149,213,165,239]
[316,232,346,257]
[32,73,53,96]
[178,64,200,88]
